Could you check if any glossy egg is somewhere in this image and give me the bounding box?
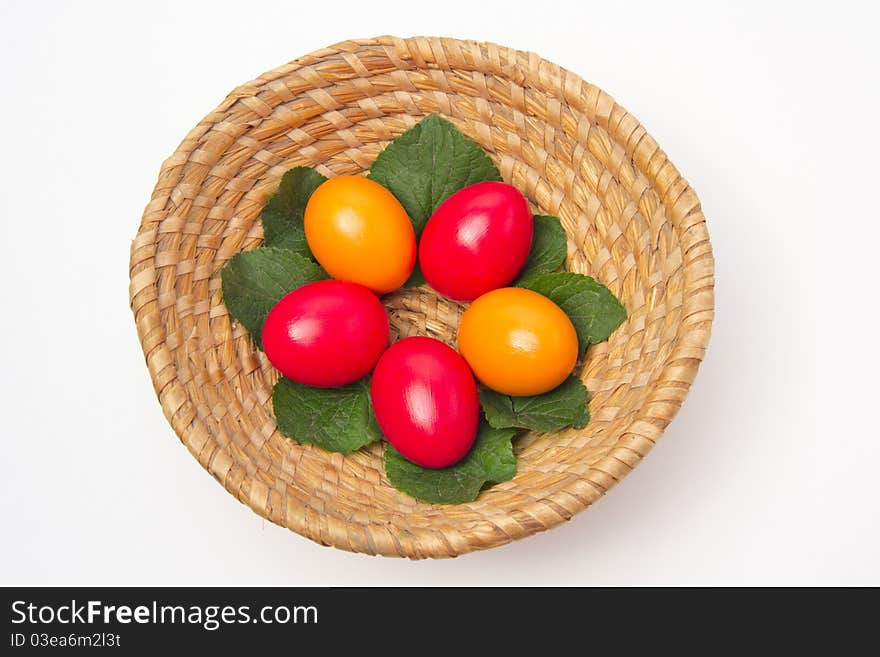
[262,279,389,387]
[419,181,533,301]
[458,287,578,396]
[370,337,479,468]
[304,176,416,294]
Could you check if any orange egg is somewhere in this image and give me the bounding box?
[457,287,578,396]
[304,176,415,294]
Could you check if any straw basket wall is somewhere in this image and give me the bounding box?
[129,36,714,558]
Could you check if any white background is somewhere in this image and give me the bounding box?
[1,0,877,586]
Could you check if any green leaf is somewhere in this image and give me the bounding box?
[479,377,590,432]
[470,427,519,484]
[516,215,567,283]
[261,167,327,256]
[519,271,627,354]
[220,247,328,349]
[368,114,502,236]
[403,263,426,288]
[272,377,382,453]
[384,424,517,504]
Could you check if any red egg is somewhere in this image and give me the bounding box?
[370,337,479,469]
[419,181,533,301]
[262,279,389,387]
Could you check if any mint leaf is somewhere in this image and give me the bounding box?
[220,247,328,349]
[368,114,502,235]
[516,215,567,283]
[470,427,518,484]
[272,377,382,453]
[384,424,516,504]
[403,263,426,288]
[479,377,590,432]
[519,271,626,354]
[261,167,327,256]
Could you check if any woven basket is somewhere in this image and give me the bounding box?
[129,35,714,558]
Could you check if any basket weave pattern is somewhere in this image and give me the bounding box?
[129,36,714,558]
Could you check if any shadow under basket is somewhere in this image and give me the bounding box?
[129,35,715,558]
